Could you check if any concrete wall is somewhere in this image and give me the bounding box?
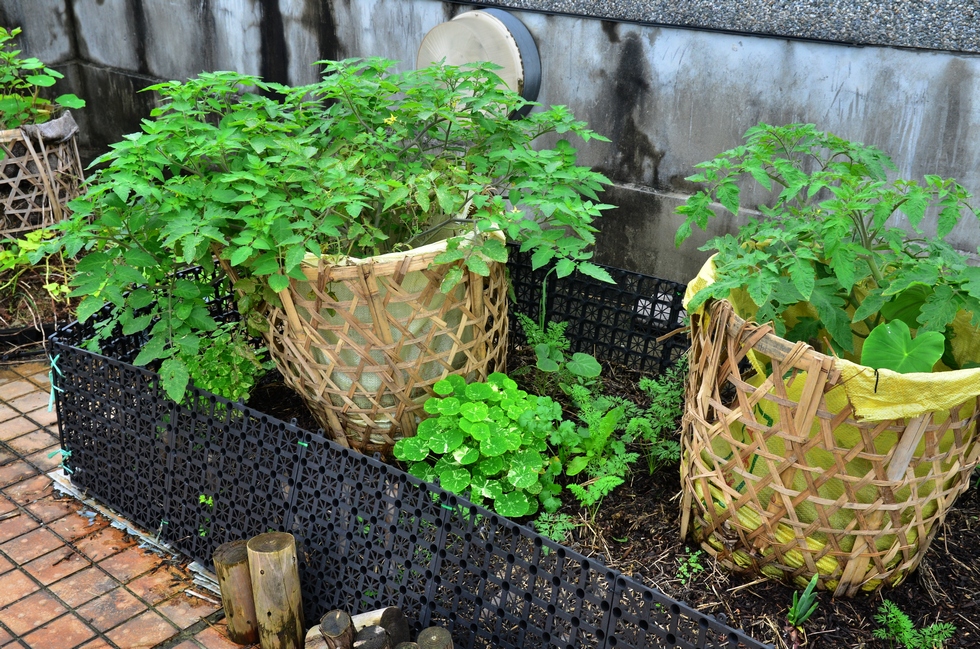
[3,0,980,283]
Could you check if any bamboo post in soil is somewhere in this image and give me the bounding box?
[213,540,259,644]
[416,627,453,649]
[248,532,304,649]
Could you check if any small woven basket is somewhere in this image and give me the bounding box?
[263,238,508,456]
[680,299,980,596]
[1,113,83,236]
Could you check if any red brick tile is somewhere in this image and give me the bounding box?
[21,613,95,649]
[0,462,36,490]
[0,625,11,645]
[0,450,17,467]
[0,417,38,442]
[105,610,177,648]
[0,590,68,636]
[169,641,203,649]
[0,527,63,563]
[0,381,34,402]
[193,625,242,649]
[6,392,48,416]
[0,495,14,515]
[155,591,219,629]
[0,570,39,608]
[73,526,135,563]
[48,512,109,543]
[0,404,18,424]
[48,567,117,608]
[2,474,51,505]
[24,496,80,524]
[5,431,59,457]
[130,565,193,605]
[76,587,147,632]
[23,546,89,585]
[24,408,58,429]
[0,512,39,544]
[76,639,112,649]
[24,447,62,472]
[0,553,12,574]
[98,545,162,583]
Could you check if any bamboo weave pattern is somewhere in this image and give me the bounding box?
[1,126,82,235]
[680,299,980,596]
[265,246,508,456]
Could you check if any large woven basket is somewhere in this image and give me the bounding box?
[263,237,508,456]
[1,112,83,236]
[680,299,980,596]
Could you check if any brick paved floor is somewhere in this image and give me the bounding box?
[0,360,260,649]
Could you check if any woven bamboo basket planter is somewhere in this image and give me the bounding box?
[263,236,508,456]
[0,112,83,236]
[680,298,980,597]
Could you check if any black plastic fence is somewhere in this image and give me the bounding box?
[51,256,769,649]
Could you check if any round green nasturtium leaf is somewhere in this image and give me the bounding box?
[393,436,429,462]
[438,467,471,494]
[416,418,441,439]
[468,422,491,441]
[476,455,504,477]
[502,430,523,452]
[453,444,480,465]
[465,382,496,401]
[460,401,489,423]
[432,379,454,396]
[437,397,461,416]
[483,479,505,501]
[424,398,443,414]
[566,353,602,378]
[480,434,510,457]
[444,374,467,393]
[507,451,542,489]
[458,418,473,434]
[428,428,465,454]
[408,461,437,482]
[494,491,530,518]
[488,372,517,391]
[861,320,945,374]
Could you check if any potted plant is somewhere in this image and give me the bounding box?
[674,123,980,596]
[1,26,86,235]
[53,58,613,454]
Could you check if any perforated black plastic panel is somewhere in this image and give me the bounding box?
[507,247,688,375]
[51,261,768,649]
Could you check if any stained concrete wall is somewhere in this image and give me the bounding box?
[2,0,980,283]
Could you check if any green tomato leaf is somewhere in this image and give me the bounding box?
[159,357,189,403]
[917,285,960,333]
[861,320,944,374]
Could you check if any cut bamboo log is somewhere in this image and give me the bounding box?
[351,607,409,647]
[416,627,453,649]
[248,532,305,649]
[319,610,355,649]
[394,644,419,649]
[213,540,259,644]
[353,625,390,649]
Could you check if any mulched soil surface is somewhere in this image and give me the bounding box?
[246,342,980,649]
[0,263,76,359]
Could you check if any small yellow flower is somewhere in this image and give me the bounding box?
[384,113,397,126]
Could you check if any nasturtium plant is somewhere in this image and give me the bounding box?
[0,27,85,128]
[50,58,614,403]
[677,123,980,372]
[393,373,564,518]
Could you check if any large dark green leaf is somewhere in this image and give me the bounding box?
[861,320,944,374]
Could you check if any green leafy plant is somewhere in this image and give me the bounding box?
[566,475,623,523]
[515,313,603,395]
[676,123,980,373]
[785,574,820,628]
[533,512,579,544]
[53,58,613,403]
[0,228,73,304]
[0,27,85,128]
[630,356,686,474]
[174,322,273,403]
[676,549,705,585]
[873,599,956,649]
[392,372,565,518]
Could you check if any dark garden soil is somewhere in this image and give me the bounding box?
[247,342,980,649]
[0,263,76,358]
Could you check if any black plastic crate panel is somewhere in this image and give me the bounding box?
[51,262,764,649]
[507,247,688,375]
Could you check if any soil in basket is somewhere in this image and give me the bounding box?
[245,345,980,649]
